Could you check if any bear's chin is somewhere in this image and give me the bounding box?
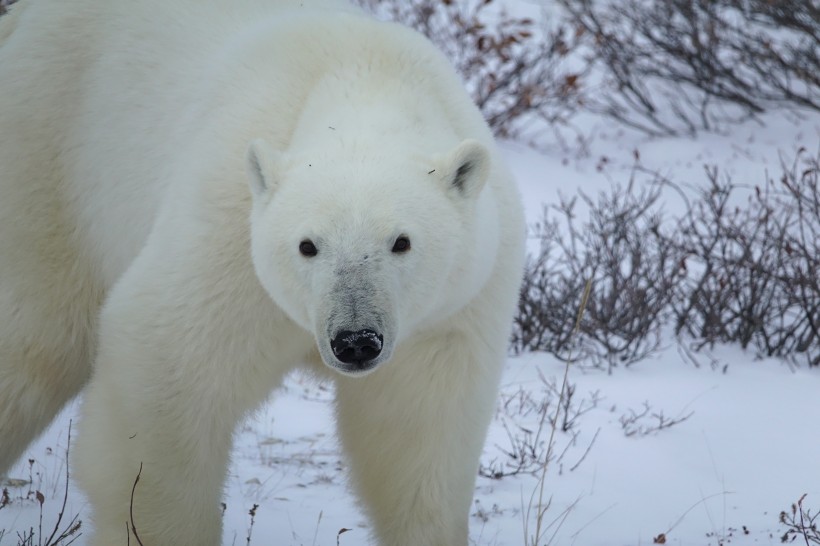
[317,346,393,378]
[327,361,382,377]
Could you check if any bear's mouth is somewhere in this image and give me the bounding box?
[331,358,381,375]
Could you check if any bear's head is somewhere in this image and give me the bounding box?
[246,138,497,376]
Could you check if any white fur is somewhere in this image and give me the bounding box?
[0,1,525,544]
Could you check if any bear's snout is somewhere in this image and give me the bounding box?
[330,329,383,368]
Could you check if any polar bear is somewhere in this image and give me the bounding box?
[0,0,525,544]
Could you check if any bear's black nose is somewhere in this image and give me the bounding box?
[331,329,383,365]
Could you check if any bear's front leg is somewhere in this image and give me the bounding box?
[333,330,504,546]
[75,302,234,544]
[73,240,306,546]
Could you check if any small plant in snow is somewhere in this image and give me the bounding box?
[780,494,820,545]
[618,402,694,437]
[0,423,82,546]
[480,371,600,480]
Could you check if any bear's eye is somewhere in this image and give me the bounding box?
[391,236,411,253]
[299,240,318,257]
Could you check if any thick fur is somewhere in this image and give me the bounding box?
[0,1,525,544]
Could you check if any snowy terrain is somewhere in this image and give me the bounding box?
[2,2,819,545]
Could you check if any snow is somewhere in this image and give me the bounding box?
[6,338,819,545]
[479,349,820,545]
[2,3,820,545]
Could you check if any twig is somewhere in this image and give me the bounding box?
[129,463,145,546]
[569,427,600,472]
[530,278,592,545]
[663,491,733,538]
[245,504,258,546]
[311,511,322,546]
[336,527,351,546]
[798,494,811,546]
[42,422,72,546]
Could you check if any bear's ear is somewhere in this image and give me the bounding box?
[246,139,284,201]
[436,139,491,199]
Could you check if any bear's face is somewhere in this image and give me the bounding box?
[246,139,490,376]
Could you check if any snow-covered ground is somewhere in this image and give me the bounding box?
[2,3,819,546]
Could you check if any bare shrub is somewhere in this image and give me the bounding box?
[353,0,590,143]
[513,165,685,369]
[670,148,820,366]
[515,145,818,368]
[557,0,820,136]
